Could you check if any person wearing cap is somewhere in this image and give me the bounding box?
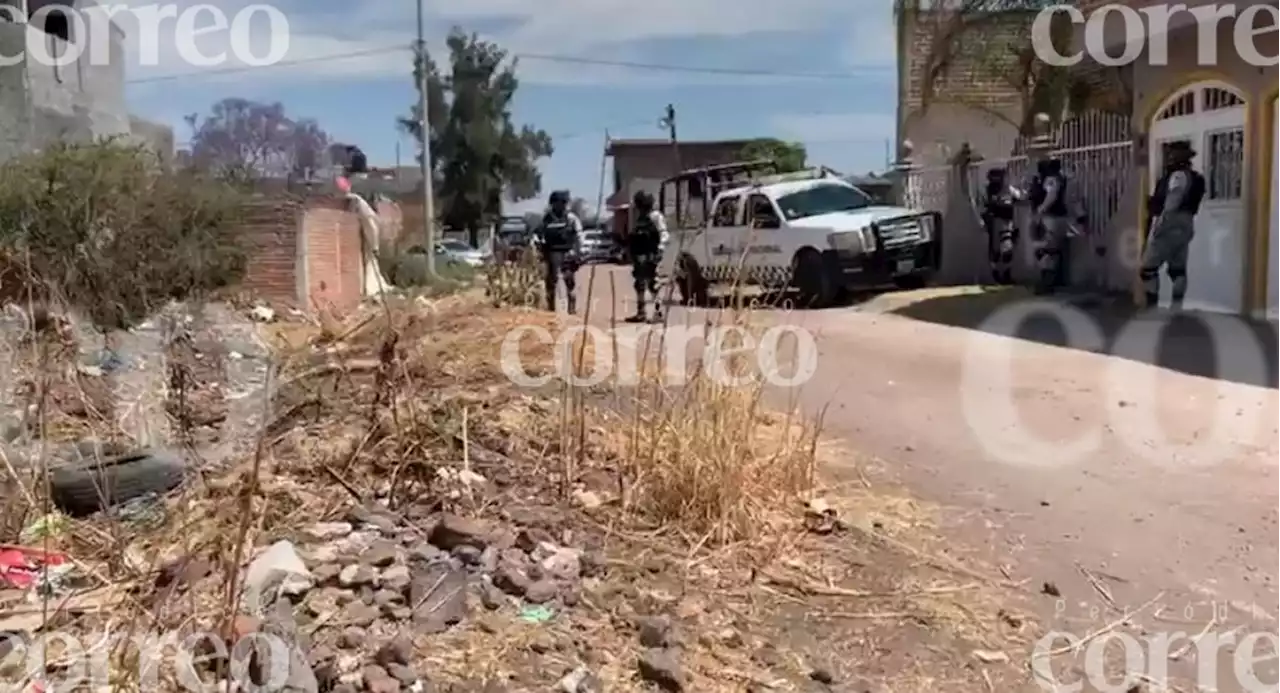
[533,190,583,313]
[626,189,667,322]
[1142,141,1204,310]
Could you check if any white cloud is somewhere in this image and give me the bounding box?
[112,0,891,88]
[771,111,895,143]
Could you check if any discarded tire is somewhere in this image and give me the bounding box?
[49,450,186,517]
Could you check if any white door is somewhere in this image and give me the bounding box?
[1148,84,1247,313]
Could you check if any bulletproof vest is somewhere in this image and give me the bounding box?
[1029,173,1068,216]
[1149,167,1205,216]
[541,212,574,250]
[984,182,1014,221]
[631,210,660,253]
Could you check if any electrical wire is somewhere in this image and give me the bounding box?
[126,44,409,84]
[126,42,888,85]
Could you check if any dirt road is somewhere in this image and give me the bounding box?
[571,266,1278,662]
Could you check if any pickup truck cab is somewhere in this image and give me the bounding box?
[659,165,941,307]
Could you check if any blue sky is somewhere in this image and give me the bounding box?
[118,0,898,213]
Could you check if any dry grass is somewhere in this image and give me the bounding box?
[0,276,1030,691]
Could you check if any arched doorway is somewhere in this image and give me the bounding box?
[1147,82,1247,313]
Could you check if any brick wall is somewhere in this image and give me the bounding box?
[377,201,404,248]
[236,196,368,315]
[237,198,306,307]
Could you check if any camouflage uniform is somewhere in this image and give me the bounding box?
[535,190,582,313]
[1142,143,1204,309]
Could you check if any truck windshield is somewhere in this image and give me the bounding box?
[775,183,873,220]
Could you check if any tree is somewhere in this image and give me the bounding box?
[400,28,554,246]
[739,139,807,172]
[911,0,1129,137]
[185,98,330,183]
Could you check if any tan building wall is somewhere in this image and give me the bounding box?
[1127,23,1276,312]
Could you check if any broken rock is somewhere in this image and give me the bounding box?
[428,514,491,551]
[637,649,684,692]
[243,541,314,613]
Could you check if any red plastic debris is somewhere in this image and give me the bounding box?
[0,545,67,590]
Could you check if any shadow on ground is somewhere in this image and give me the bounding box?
[884,286,1278,389]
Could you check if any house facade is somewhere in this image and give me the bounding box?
[0,0,173,162]
[606,138,754,209]
[1073,0,1276,317]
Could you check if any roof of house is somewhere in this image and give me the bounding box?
[605,138,754,156]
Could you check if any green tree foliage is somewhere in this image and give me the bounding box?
[400,28,554,246]
[738,139,808,172]
[0,140,247,330]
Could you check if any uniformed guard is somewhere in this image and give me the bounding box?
[981,168,1021,285]
[627,190,667,323]
[1030,157,1072,294]
[534,190,582,313]
[1142,141,1203,310]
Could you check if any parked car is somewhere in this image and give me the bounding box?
[579,230,615,264]
[406,240,487,268]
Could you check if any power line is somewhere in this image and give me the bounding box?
[126,45,409,84]
[126,43,887,85]
[516,52,887,79]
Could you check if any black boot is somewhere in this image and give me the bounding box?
[626,292,647,323]
[1144,291,1159,310]
[566,294,577,315]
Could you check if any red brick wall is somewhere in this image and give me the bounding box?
[236,196,367,315]
[237,198,306,307]
[376,201,404,248]
[301,199,364,314]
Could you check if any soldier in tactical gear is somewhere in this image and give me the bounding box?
[534,190,583,313]
[980,168,1022,285]
[626,190,667,323]
[1029,157,1077,294]
[1142,141,1203,310]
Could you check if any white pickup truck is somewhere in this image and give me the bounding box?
[658,166,941,307]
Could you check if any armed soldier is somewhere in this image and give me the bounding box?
[626,190,667,323]
[1029,157,1084,294]
[534,190,583,313]
[1142,141,1203,310]
[980,168,1023,285]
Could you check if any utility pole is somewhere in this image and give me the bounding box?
[415,0,437,276]
[659,104,680,224]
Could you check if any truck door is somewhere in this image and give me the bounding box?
[704,194,742,279]
[742,193,785,282]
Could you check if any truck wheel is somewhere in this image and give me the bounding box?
[790,249,838,308]
[676,255,710,307]
[893,274,928,290]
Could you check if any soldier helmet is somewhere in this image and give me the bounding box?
[549,190,570,204]
[632,190,654,207]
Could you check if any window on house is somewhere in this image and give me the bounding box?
[1206,129,1244,201]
